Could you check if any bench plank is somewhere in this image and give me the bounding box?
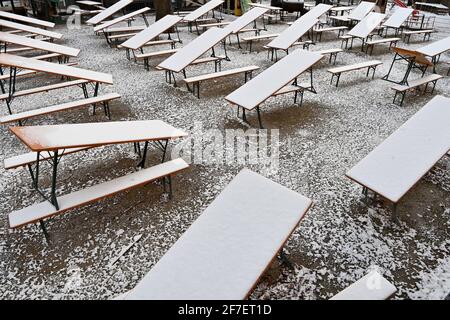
[183,65,259,83]
[9,158,189,228]
[0,79,89,101]
[4,147,91,170]
[122,169,312,300]
[0,32,80,57]
[391,73,443,92]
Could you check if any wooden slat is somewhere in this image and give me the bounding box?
[0,54,112,84]
[10,120,188,152]
[183,0,224,22]
[183,65,259,83]
[0,93,121,124]
[0,79,89,101]
[0,19,62,39]
[327,60,382,74]
[391,73,443,92]
[0,32,80,57]
[8,158,189,228]
[4,147,90,170]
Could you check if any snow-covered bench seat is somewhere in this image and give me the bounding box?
[391,73,443,106]
[327,60,382,87]
[182,65,259,98]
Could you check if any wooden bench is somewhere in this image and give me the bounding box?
[0,79,89,101]
[403,29,434,44]
[4,147,91,170]
[328,60,382,87]
[242,33,278,52]
[317,48,343,64]
[198,22,229,30]
[8,158,189,232]
[135,49,179,70]
[331,270,397,300]
[364,37,400,55]
[313,26,347,41]
[182,65,259,98]
[391,73,443,106]
[0,92,121,124]
[120,168,312,300]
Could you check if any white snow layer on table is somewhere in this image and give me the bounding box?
[122,168,312,300]
[346,95,450,203]
[330,270,397,300]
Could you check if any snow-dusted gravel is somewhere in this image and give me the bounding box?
[0,6,449,300]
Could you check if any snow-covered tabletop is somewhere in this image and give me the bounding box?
[346,95,450,203]
[123,168,312,300]
[225,49,323,110]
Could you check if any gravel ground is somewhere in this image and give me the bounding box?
[0,7,449,300]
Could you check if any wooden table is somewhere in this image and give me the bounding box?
[86,0,133,25]
[183,0,224,22]
[10,120,187,210]
[225,49,323,127]
[94,7,151,32]
[0,19,63,39]
[346,95,450,213]
[0,11,55,28]
[158,27,231,73]
[0,32,79,57]
[123,169,312,300]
